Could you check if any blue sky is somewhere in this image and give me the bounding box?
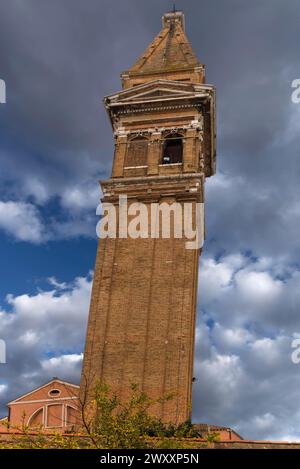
[0,235,96,306]
[1,0,300,441]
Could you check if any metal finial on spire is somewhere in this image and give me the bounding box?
[173,3,176,13]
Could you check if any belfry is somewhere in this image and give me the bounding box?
[81,10,216,424]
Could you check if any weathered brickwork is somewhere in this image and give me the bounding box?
[80,10,216,424]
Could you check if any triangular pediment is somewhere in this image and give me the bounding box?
[105,80,205,106]
[121,87,195,103]
[8,379,79,405]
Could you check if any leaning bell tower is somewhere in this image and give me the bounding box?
[80,10,216,424]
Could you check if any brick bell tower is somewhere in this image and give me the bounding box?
[80,10,216,424]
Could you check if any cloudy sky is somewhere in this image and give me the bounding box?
[0,0,300,441]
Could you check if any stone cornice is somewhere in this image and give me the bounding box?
[114,117,204,137]
[100,173,205,203]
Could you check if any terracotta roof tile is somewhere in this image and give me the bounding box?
[128,13,202,75]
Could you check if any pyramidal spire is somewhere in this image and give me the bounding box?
[121,10,205,89]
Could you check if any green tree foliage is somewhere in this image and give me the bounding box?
[0,382,203,449]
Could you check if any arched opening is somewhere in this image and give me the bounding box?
[28,407,44,429]
[65,405,80,429]
[162,134,183,165]
[125,136,148,167]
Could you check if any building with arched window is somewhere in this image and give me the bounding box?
[1,378,81,433]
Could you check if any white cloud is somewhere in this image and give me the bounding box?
[0,201,45,243]
[41,354,83,369]
[0,180,99,243]
[60,183,100,212]
[0,385,7,396]
[5,275,91,336]
[212,324,254,350]
[19,330,39,347]
[199,257,233,302]
[201,353,244,392]
[41,353,83,381]
[22,177,50,205]
[0,274,92,413]
[235,270,282,304]
[0,197,97,244]
[194,252,300,441]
